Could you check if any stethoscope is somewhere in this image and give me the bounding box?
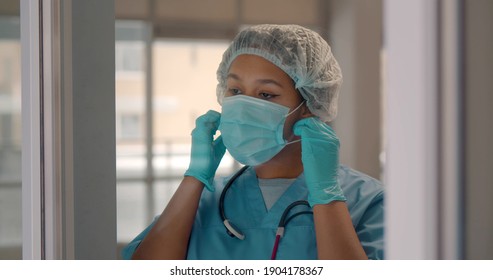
[219,165,313,260]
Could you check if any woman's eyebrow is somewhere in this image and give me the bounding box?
[227,73,284,88]
[227,73,241,80]
[257,78,284,88]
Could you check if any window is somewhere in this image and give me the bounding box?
[115,21,237,252]
[116,42,144,74]
[116,22,148,244]
[0,16,21,260]
[118,113,143,140]
[151,38,234,209]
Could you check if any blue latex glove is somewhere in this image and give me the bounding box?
[184,110,226,192]
[294,117,346,207]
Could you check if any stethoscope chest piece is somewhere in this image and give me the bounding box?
[223,219,245,240]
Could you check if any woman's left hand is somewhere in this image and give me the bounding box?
[293,117,346,207]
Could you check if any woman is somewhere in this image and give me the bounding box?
[122,24,384,260]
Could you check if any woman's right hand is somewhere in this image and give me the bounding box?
[132,111,224,259]
[184,110,226,191]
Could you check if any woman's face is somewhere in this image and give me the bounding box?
[225,54,311,141]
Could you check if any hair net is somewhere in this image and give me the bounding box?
[216,24,342,122]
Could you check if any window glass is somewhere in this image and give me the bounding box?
[116,42,144,73]
[0,16,21,260]
[119,113,143,140]
[115,21,236,253]
[152,39,233,181]
[152,38,235,217]
[115,21,147,248]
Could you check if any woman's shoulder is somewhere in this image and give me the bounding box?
[338,165,384,221]
[338,164,384,197]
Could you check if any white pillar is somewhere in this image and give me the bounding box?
[384,0,439,259]
[21,0,42,259]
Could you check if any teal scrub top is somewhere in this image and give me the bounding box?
[122,165,384,260]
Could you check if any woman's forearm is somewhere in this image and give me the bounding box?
[132,176,204,259]
[313,201,368,260]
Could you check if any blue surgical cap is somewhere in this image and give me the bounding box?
[216,24,343,122]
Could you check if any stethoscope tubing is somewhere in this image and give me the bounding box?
[219,166,313,259]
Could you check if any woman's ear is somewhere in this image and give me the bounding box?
[300,103,315,118]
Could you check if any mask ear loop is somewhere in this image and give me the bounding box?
[284,100,306,145]
[285,100,306,118]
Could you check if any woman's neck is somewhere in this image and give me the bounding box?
[254,143,303,179]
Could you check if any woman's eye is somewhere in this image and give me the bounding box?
[260,92,275,99]
[228,88,242,95]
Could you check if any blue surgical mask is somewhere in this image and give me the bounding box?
[219,95,304,166]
